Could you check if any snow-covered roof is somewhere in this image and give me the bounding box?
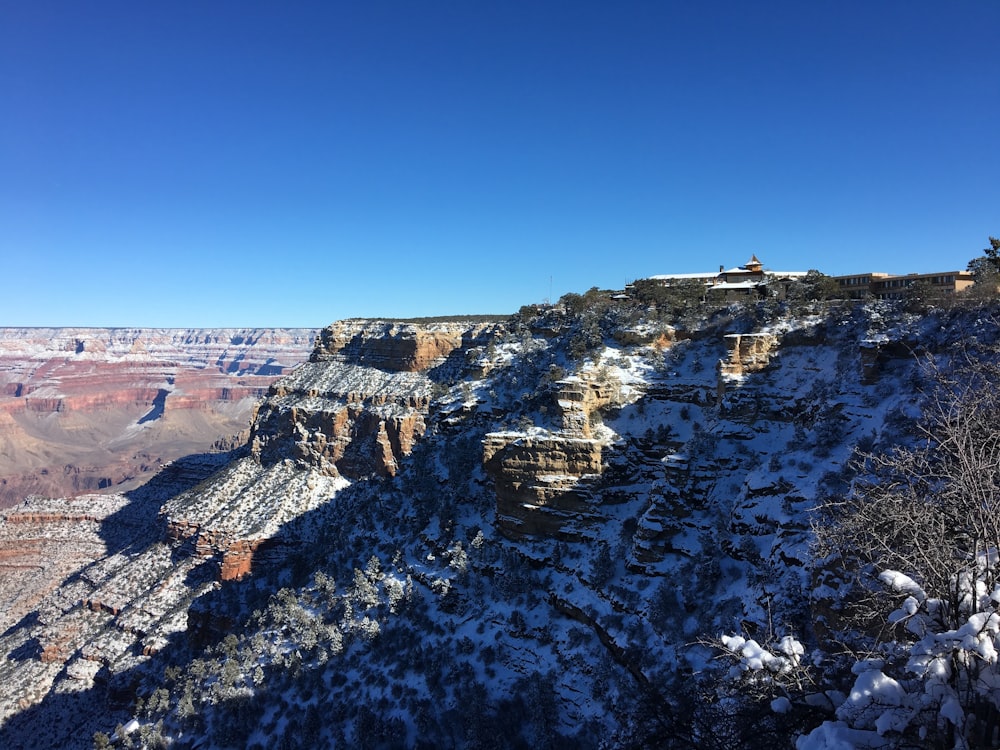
[647,272,716,281]
[648,266,808,283]
[721,268,808,278]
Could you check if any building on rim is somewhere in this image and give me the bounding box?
[831,270,974,299]
[644,255,808,300]
[643,256,979,303]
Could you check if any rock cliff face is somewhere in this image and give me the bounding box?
[0,328,316,506]
[249,364,432,478]
[312,319,492,372]
[251,320,502,478]
[0,453,233,727]
[0,319,510,735]
[484,370,623,539]
[718,331,779,377]
[484,433,604,538]
[160,321,504,587]
[161,457,348,581]
[0,320,486,734]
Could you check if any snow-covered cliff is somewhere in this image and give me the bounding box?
[1,301,997,749]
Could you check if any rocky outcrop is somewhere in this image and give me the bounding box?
[249,366,431,478]
[483,367,624,539]
[484,433,604,539]
[716,331,780,404]
[631,452,703,565]
[555,373,620,438]
[719,332,778,378]
[0,447,346,728]
[160,320,506,581]
[0,497,124,633]
[312,320,499,373]
[252,320,503,479]
[161,457,347,580]
[0,300,977,749]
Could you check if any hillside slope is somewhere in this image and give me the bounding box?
[0,301,996,749]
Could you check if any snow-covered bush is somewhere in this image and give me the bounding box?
[718,633,809,698]
[720,561,1000,747]
[816,343,1000,626]
[799,564,1000,749]
[721,330,1000,747]
[813,339,1000,745]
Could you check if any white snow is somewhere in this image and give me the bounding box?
[878,570,926,601]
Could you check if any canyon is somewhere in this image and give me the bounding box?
[0,328,317,507]
[0,301,996,748]
[0,318,504,743]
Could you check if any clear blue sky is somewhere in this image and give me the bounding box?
[2,1,998,327]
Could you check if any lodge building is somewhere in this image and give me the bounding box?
[643,255,977,302]
[646,255,808,300]
[832,270,974,300]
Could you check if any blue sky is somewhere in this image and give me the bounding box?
[2,1,998,327]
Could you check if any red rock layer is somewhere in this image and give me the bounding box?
[0,328,316,507]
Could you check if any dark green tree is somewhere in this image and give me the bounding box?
[985,236,1000,269]
[786,270,839,302]
[967,236,1000,295]
[629,278,707,322]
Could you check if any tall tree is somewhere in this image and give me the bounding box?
[986,236,1000,268]
[966,236,1000,294]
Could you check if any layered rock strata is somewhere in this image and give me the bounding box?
[0,452,234,727]
[485,371,621,539]
[716,331,779,403]
[0,319,508,730]
[484,433,604,539]
[252,320,503,479]
[0,503,218,725]
[718,332,778,378]
[250,364,432,478]
[555,373,620,438]
[312,319,498,373]
[162,457,348,581]
[169,320,505,577]
[0,328,317,506]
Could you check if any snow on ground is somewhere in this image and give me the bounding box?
[12,301,990,749]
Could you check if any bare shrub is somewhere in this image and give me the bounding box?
[815,343,1000,627]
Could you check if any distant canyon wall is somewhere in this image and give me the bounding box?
[0,327,317,506]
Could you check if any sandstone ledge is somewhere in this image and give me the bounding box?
[312,320,504,373]
[484,433,605,539]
